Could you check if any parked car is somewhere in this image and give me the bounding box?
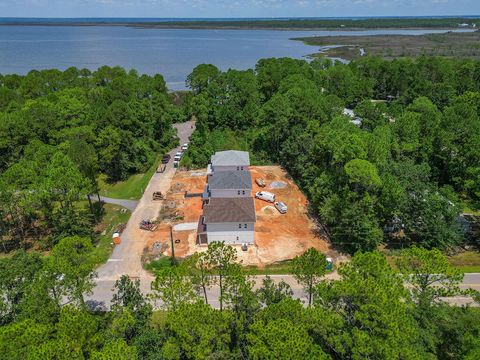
[161,154,171,164]
[181,143,189,151]
[173,160,180,168]
[274,201,288,214]
[255,191,275,203]
[174,151,182,161]
[255,178,266,187]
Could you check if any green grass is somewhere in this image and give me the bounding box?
[447,251,480,273]
[143,258,294,276]
[244,261,294,275]
[144,257,173,272]
[98,157,161,200]
[385,249,480,273]
[461,199,480,215]
[92,204,131,265]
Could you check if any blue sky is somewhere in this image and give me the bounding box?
[0,0,479,18]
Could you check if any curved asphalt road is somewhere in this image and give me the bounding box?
[96,196,139,212]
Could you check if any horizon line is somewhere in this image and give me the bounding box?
[1,15,480,20]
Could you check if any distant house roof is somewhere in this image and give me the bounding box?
[342,108,355,118]
[208,171,252,190]
[211,150,250,167]
[203,197,256,223]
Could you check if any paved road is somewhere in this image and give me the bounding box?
[93,120,195,283]
[88,272,480,310]
[95,196,139,212]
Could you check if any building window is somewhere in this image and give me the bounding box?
[239,224,242,229]
[244,224,247,229]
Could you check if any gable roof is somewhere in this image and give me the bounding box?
[208,171,252,190]
[211,151,250,167]
[203,197,256,223]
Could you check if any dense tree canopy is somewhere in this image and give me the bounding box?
[0,67,181,250]
[1,56,480,359]
[1,244,478,359]
[183,56,480,252]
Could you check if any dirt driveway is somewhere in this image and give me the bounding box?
[95,120,195,281]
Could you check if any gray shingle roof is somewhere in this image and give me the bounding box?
[211,151,250,167]
[208,171,252,190]
[203,197,256,223]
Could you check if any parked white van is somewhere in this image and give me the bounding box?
[255,191,275,203]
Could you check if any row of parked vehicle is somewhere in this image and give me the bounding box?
[173,143,189,168]
[255,179,288,214]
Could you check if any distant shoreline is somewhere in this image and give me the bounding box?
[0,17,478,31]
[0,23,467,31]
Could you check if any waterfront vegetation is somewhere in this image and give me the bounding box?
[1,241,479,359]
[295,31,480,61]
[4,17,480,30]
[134,17,480,30]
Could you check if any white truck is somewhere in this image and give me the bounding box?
[255,191,276,203]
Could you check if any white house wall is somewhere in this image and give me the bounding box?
[206,222,255,245]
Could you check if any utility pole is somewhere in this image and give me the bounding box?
[169,224,176,265]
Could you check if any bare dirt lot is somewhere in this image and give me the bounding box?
[249,166,337,266]
[144,166,342,267]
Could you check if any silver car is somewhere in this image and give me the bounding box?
[274,201,287,214]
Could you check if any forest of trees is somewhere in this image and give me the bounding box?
[1,239,479,359]
[0,67,180,250]
[183,57,480,253]
[1,56,480,359]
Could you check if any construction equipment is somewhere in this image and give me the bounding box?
[152,192,165,201]
[139,220,158,232]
